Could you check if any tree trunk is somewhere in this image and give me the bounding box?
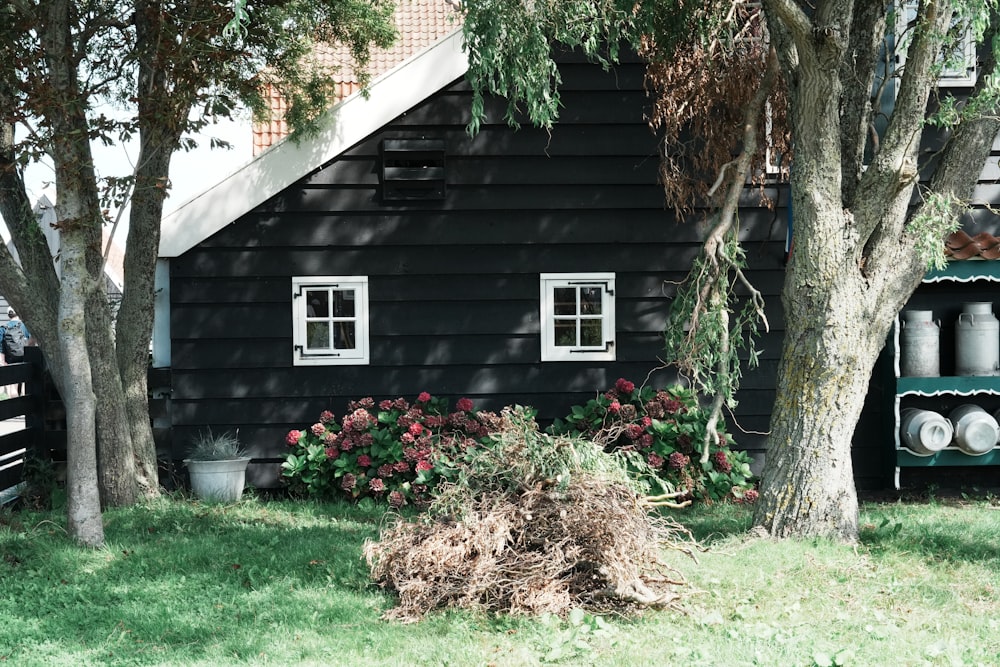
[60,229,104,546]
[751,0,959,541]
[90,291,140,507]
[38,0,105,546]
[102,2,197,502]
[754,272,888,540]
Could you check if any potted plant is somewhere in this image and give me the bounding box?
[184,429,251,502]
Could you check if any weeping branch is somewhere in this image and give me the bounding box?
[666,47,777,460]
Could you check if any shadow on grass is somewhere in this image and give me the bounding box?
[0,497,401,664]
[670,502,754,544]
[860,500,1000,567]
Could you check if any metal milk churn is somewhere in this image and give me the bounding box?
[899,408,953,455]
[949,404,999,455]
[955,302,1000,376]
[900,310,940,377]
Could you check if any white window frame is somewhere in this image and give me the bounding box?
[763,101,789,178]
[292,276,370,366]
[540,272,616,362]
[896,1,977,88]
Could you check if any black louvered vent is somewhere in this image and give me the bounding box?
[381,139,446,201]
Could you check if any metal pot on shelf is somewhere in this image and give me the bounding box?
[949,404,999,456]
[899,408,953,455]
[900,310,940,377]
[955,302,1000,376]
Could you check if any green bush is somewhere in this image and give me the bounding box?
[281,393,498,506]
[548,378,757,503]
[283,380,756,506]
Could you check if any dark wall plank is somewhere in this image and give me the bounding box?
[165,49,863,487]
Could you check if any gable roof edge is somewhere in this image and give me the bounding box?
[159,28,468,258]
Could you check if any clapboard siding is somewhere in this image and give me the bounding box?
[168,54,797,484]
[197,208,782,248]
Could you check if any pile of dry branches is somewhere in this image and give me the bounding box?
[363,408,699,621]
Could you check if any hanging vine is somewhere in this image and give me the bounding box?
[455,0,786,455]
[649,4,780,458]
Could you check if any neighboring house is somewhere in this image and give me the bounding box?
[157,29,795,489]
[157,19,990,491]
[31,195,125,303]
[252,0,459,155]
[1,195,125,333]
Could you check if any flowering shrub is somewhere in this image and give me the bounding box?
[548,378,756,502]
[281,394,498,505]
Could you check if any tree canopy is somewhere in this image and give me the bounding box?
[458,0,1000,540]
[0,0,397,545]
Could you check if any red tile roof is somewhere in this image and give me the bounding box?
[945,230,1000,260]
[252,0,460,155]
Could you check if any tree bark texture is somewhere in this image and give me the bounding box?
[90,292,140,507]
[112,3,194,500]
[753,0,977,540]
[41,0,105,546]
[60,230,104,546]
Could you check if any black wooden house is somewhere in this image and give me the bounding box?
[157,30,890,488]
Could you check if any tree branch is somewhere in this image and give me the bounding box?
[763,0,813,56]
[853,0,954,243]
[667,47,778,458]
[839,2,889,204]
[866,12,1000,288]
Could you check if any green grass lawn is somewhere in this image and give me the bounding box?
[1,495,999,666]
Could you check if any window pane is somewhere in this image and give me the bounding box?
[306,289,329,317]
[553,287,577,316]
[334,322,356,350]
[554,320,576,347]
[307,322,330,349]
[580,319,603,347]
[580,287,602,315]
[332,289,356,318]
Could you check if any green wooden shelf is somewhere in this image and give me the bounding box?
[892,261,1000,488]
[897,448,1000,467]
[924,261,1000,283]
[896,376,1000,396]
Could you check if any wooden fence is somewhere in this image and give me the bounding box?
[0,347,172,497]
[0,347,43,494]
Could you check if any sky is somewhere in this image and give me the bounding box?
[5,114,252,246]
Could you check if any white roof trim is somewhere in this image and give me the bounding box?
[159,28,468,257]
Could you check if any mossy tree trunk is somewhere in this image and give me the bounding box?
[754,0,1000,540]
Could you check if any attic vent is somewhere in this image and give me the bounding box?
[381,139,446,201]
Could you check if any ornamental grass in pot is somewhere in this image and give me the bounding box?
[184,429,251,502]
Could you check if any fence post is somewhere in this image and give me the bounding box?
[24,347,44,457]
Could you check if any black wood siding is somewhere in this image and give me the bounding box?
[169,55,799,487]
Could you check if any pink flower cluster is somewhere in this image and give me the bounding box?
[668,452,690,470]
[713,451,732,473]
[343,408,375,432]
[283,393,497,505]
[615,378,636,394]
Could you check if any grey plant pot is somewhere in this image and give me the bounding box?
[184,457,252,502]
